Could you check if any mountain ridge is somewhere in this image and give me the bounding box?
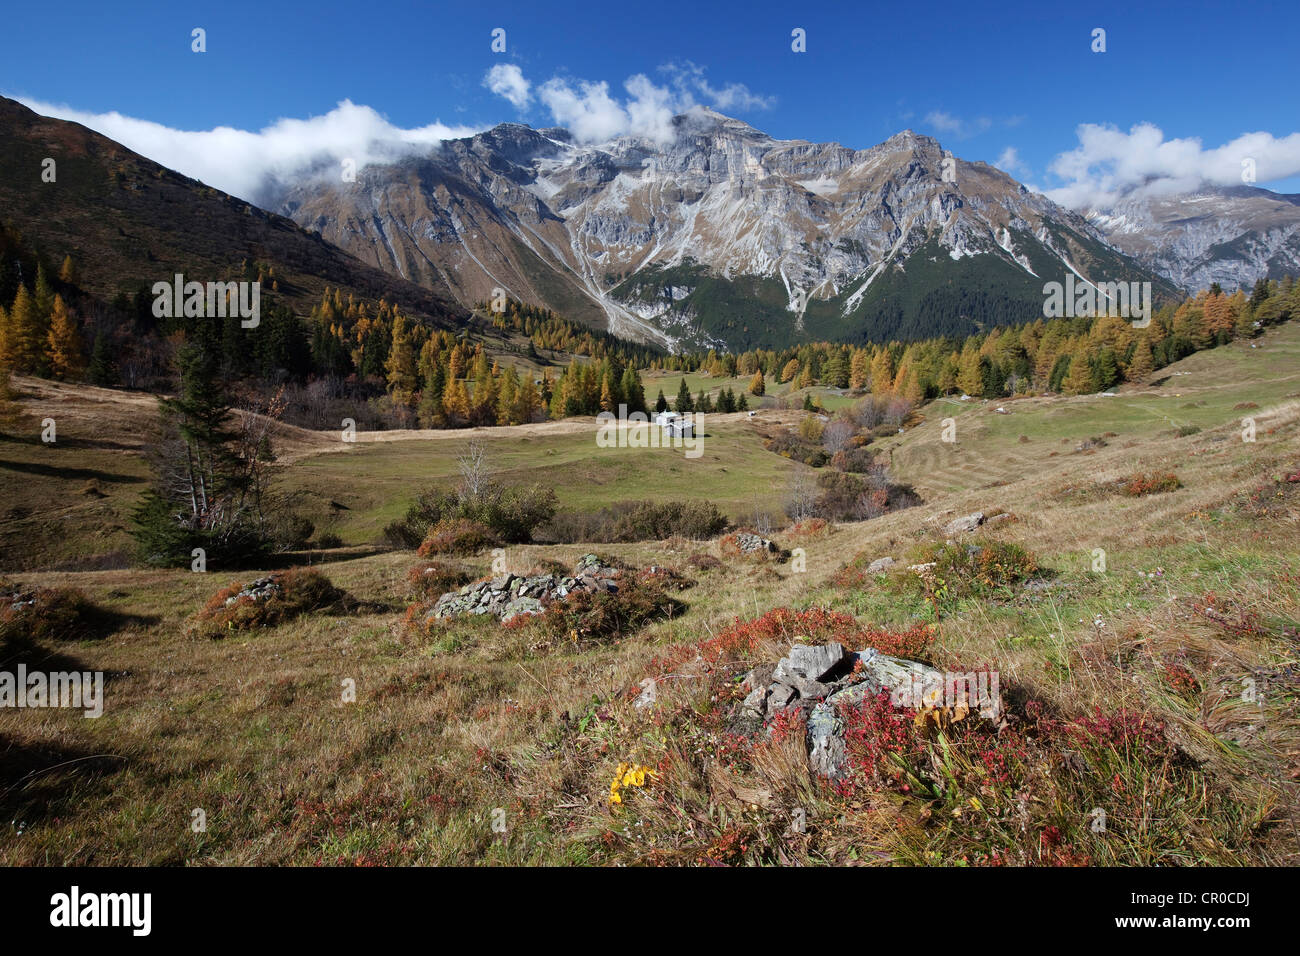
[272,107,1177,351]
[0,96,469,333]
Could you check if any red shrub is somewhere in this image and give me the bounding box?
[192,568,341,639]
[0,582,102,643]
[1120,472,1181,497]
[859,622,936,661]
[655,605,867,674]
[787,518,831,539]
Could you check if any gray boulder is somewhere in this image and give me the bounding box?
[942,512,985,535]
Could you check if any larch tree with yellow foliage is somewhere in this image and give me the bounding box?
[955,345,984,397]
[849,349,869,389]
[384,314,419,403]
[869,349,894,395]
[1062,344,1096,395]
[1125,336,1155,382]
[1,285,46,375]
[45,294,85,380]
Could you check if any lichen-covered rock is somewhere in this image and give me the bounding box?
[737,641,947,779]
[732,533,777,554]
[426,554,624,624]
[223,576,282,607]
[942,512,985,535]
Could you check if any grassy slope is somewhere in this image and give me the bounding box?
[1,324,1298,865]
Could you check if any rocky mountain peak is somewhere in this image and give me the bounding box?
[270,109,1176,351]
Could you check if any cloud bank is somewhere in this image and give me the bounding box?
[16,97,480,204]
[487,61,774,144]
[1046,122,1300,209]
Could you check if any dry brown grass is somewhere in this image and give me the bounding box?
[2,329,1298,865]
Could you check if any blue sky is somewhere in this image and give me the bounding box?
[3,0,1298,202]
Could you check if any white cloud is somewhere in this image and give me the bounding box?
[924,111,993,140]
[483,64,531,110]
[537,77,637,142]
[487,62,773,144]
[659,61,775,112]
[15,96,481,204]
[993,146,1028,176]
[535,73,684,144]
[1046,122,1300,209]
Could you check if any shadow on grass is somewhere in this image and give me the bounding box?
[0,732,129,830]
[0,456,146,485]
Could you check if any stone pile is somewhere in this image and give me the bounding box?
[425,553,621,624]
[224,576,283,607]
[738,641,946,779]
[729,532,778,556]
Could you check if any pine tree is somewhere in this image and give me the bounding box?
[749,369,765,396]
[654,389,668,413]
[88,331,117,386]
[1094,348,1120,390]
[46,295,85,380]
[132,339,270,566]
[675,378,694,412]
[620,366,647,414]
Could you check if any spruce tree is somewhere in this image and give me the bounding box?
[88,331,118,386]
[675,378,694,412]
[133,339,269,566]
